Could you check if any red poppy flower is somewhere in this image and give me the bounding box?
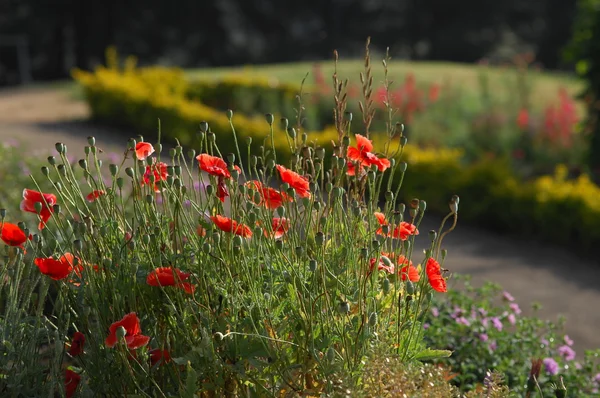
[399,265,420,282]
[197,154,239,178]
[381,252,413,267]
[135,142,155,160]
[211,215,252,238]
[146,267,195,294]
[65,369,80,398]
[68,331,85,356]
[149,348,171,367]
[347,134,391,175]
[216,178,229,202]
[1,222,27,248]
[86,190,105,202]
[20,189,57,230]
[197,225,207,237]
[264,217,290,239]
[105,312,151,349]
[391,222,419,241]
[369,257,394,274]
[246,180,292,209]
[142,161,168,192]
[374,212,386,225]
[426,257,447,293]
[34,253,82,281]
[276,165,311,198]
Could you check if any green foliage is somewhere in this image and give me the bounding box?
[424,276,600,396]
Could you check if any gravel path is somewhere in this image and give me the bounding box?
[1,87,599,355]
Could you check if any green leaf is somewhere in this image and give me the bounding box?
[414,348,452,361]
[181,362,198,398]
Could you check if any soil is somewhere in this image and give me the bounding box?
[0,87,599,355]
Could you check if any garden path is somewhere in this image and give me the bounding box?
[0,87,599,355]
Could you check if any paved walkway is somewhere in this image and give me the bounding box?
[1,87,599,355]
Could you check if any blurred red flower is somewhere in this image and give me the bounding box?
[68,331,85,356]
[146,267,195,294]
[86,190,105,202]
[426,257,447,293]
[65,369,80,398]
[276,165,311,198]
[135,142,155,160]
[347,134,390,175]
[105,312,150,349]
[1,222,28,248]
[20,189,57,229]
[211,215,252,238]
[142,161,168,192]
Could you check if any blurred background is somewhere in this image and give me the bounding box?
[0,0,578,84]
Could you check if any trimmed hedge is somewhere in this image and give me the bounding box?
[73,63,600,252]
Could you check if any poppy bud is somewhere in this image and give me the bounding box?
[367,170,376,182]
[319,216,327,228]
[266,158,276,171]
[315,147,325,160]
[249,155,258,168]
[127,138,136,150]
[302,132,308,145]
[381,256,393,269]
[41,166,49,176]
[141,234,150,245]
[97,159,102,168]
[231,170,239,180]
[287,128,296,140]
[187,149,196,159]
[381,224,390,235]
[224,109,233,120]
[385,191,394,202]
[211,232,220,246]
[342,136,350,147]
[202,242,211,254]
[360,247,369,258]
[73,239,83,251]
[246,137,253,147]
[168,148,176,159]
[55,142,64,154]
[325,182,333,193]
[397,203,406,214]
[207,132,216,143]
[116,326,127,340]
[429,230,437,242]
[344,111,353,122]
[206,185,214,196]
[125,167,134,178]
[369,312,378,327]
[338,301,350,314]
[197,131,205,141]
[313,201,321,212]
[199,121,209,133]
[31,233,39,243]
[47,156,56,166]
[326,347,336,363]
[265,113,274,125]
[295,246,304,257]
[253,225,262,236]
[174,165,182,176]
[0,208,5,219]
[116,177,124,189]
[275,240,283,250]
[279,117,289,130]
[315,231,325,246]
[419,200,427,212]
[233,235,243,248]
[84,146,90,155]
[382,278,391,294]
[406,281,415,295]
[409,208,417,218]
[403,240,411,252]
[78,159,87,170]
[309,259,317,272]
[286,187,295,197]
[128,240,136,250]
[174,178,183,190]
[371,240,380,251]
[337,157,346,169]
[400,136,408,147]
[57,165,66,177]
[442,249,448,260]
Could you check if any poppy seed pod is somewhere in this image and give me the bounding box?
[226,153,235,163]
[84,146,90,155]
[116,177,124,189]
[309,259,317,272]
[313,201,321,212]
[116,326,127,340]
[197,131,205,141]
[406,281,415,295]
[231,169,239,180]
[211,232,220,245]
[371,239,381,251]
[326,347,336,363]
[400,136,408,147]
[287,127,297,140]
[325,182,333,193]
[265,113,274,125]
[315,147,325,160]
[275,240,283,250]
[207,132,216,143]
[125,167,135,178]
[87,136,96,146]
[78,159,87,170]
[232,235,243,247]
[382,278,391,294]
[338,301,350,314]
[419,200,427,212]
[174,165,181,176]
[205,185,214,195]
[337,157,346,169]
[73,239,83,252]
[188,149,196,159]
[369,312,378,327]
[276,206,286,218]
[253,225,262,236]
[55,182,62,192]
[429,230,437,242]
[57,164,66,177]
[202,242,212,253]
[344,111,353,122]
[55,142,64,154]
[315,231,325,246]
[168,148,176,158]
[41,166,49,176]
[266,158,276,171]
[199,121,209,133]
[0,208,5,219]
[403,240,411,253]
[127,138,136,149]
[301,132,308,145]
[47,156,56,166]
[385,191,394,202]
[295,246,304,257]
[409,208,417,218]
[342,136,350,147]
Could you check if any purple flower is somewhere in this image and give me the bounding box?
[479,333,489,342]
[431,307,439,318]
[541,338,549,347]
[491,317,503,331]
[564,335,574,347]
[423,323,430,330]
[543,358,559,375]
[507,313,516,325]
[477,307,487,317]
[155,194,164,204]
[593,373,600,383]
[558,345,576,361]
[502,291,515,302]
[184,199,192,208]
[108,152,121,163]
[489,340,497,351]
[481,317,489,328]
[575,362,582,370]
[509,303,521,315]
[456,317,471,326]
[194,181,207,191]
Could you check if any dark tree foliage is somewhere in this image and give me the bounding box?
[0,0,578,84]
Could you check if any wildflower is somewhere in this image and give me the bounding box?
[543,358,559,376]
[266,217,290,239]
[558,345,576,361]
[382,251,413,267]
[197,154,232,178]
[456,317,471,326]
[276,165,311,198]
[507,313,516,325]
[68,331,85,356]
[65,369,80,398]
[502,291,515,302]
[1,222,28,248]
[146,267,195,294]
[479,333,489,342]
[489,340,497,352]
[86,190,105,202]
[105,312,150,349]
[373,212,419,241]
[477,307,487,317]
[245,180,292,209]
[20,189,57,229]
[135,141,155,160]
[142,161,168,192]
[517,108,529,130]
[34,253,82,281]
[347,134,390,174]
[509,302,521,315]
[369,257,394,274]
[425,257,447,293]
[211,215,252,238]
[564,335,574,346]
[491,317,503,331]
[149,348,171,367]
[423,323,430,330]
[431,307,439,317]
[399,265,420,282]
